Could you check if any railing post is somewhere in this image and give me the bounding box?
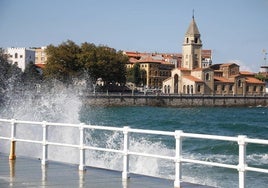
[122,126,130,181]
[238,135,247,188]
[9,119,16,160]
[79,123,86,171]
[42,121,48,166]
[174,130,183,188]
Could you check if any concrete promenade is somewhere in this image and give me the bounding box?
[0,154,214,188]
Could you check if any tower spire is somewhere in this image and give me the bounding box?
[192,9,195,19]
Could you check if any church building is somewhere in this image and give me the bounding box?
[162,16,265,95]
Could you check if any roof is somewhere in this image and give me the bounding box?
[35,63,45,69]
[186,17,200,36]
[240,71,254,76]
[245,77,265,84]
[214,76,234,83]
[183,75,204,82]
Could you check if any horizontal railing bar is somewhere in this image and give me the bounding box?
[13,120,44,125]
[246,166,268,174]
[181,158,238,170]
[182,133,238,142]
[0,136,10,140]
[47,142,79,148]
[246,138,268,145]
[128,151,174,160]
[129,128,175,136]
[83,125,124,132]
[15,138,42,144]
[83,146,123,154]
[0,119,13,123]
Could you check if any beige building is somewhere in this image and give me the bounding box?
[163,16,265,95]
[127,54,174,89]
[33,46,47,68]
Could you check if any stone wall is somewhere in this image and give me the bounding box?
[83,94,268,107]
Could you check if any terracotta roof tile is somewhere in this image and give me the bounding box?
[214,76,234,83]
[183,75,203,82]
[245,77,265,84]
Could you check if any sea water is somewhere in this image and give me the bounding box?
[80,106,268,188]
[0,84,267,188]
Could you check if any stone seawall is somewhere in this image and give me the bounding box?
[83,94,268,107]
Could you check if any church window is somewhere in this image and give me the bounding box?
[186,38,189,43]
[205,73,210,81]
[253,86,257,92]
[194,37,198,43]
[230,85,233,91]
[197,85,201,92]
[238,80,242,87]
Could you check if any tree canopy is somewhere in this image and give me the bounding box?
[43,40,129,88]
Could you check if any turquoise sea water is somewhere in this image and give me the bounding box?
[80,106,268,188]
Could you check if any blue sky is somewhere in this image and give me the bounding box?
[0,0,267,72]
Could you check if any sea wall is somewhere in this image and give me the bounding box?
[83,94,268,107]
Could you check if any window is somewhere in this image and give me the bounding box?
[205,73,210,81]
[222,85,225,91]
[15,53,18,58]
[253,86,257,92]
[194,37,198,43]
[197,85,201,92]
[186,38,189,43]
[20,55,23,58]
[238,80,242,87]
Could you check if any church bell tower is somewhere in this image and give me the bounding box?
[182,14,202,70]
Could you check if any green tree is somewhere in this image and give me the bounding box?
[43,40,82,84]
[43,40,128,90]
[126,63,144,86]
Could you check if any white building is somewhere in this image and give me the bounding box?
[6,47,35,71]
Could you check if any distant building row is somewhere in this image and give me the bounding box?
[4,47,47,71]
[3,16,267,95]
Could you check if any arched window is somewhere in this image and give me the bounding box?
[238,80,242,87]
[187,85,190,94]
[174,74,179,94]
[15,53,18,58]
[186,38,189,43]
[197,85,201,92]
[191,85,193,94]
[205,73,210,81]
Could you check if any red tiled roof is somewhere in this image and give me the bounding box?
[183,75,204,82]
[35,63,45,69]
[240,71,254,76]
[245,77,265,84]
[214,76,234,83]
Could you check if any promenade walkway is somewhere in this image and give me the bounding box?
[0,154,214,188]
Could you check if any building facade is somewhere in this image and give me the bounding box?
[126,54,174,89]
[33,46,47,66]
[163,16,265,95]
[6,47,35,71]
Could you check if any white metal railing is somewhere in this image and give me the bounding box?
[0,118,268,188]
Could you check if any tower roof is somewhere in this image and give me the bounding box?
[185,17,200,36]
